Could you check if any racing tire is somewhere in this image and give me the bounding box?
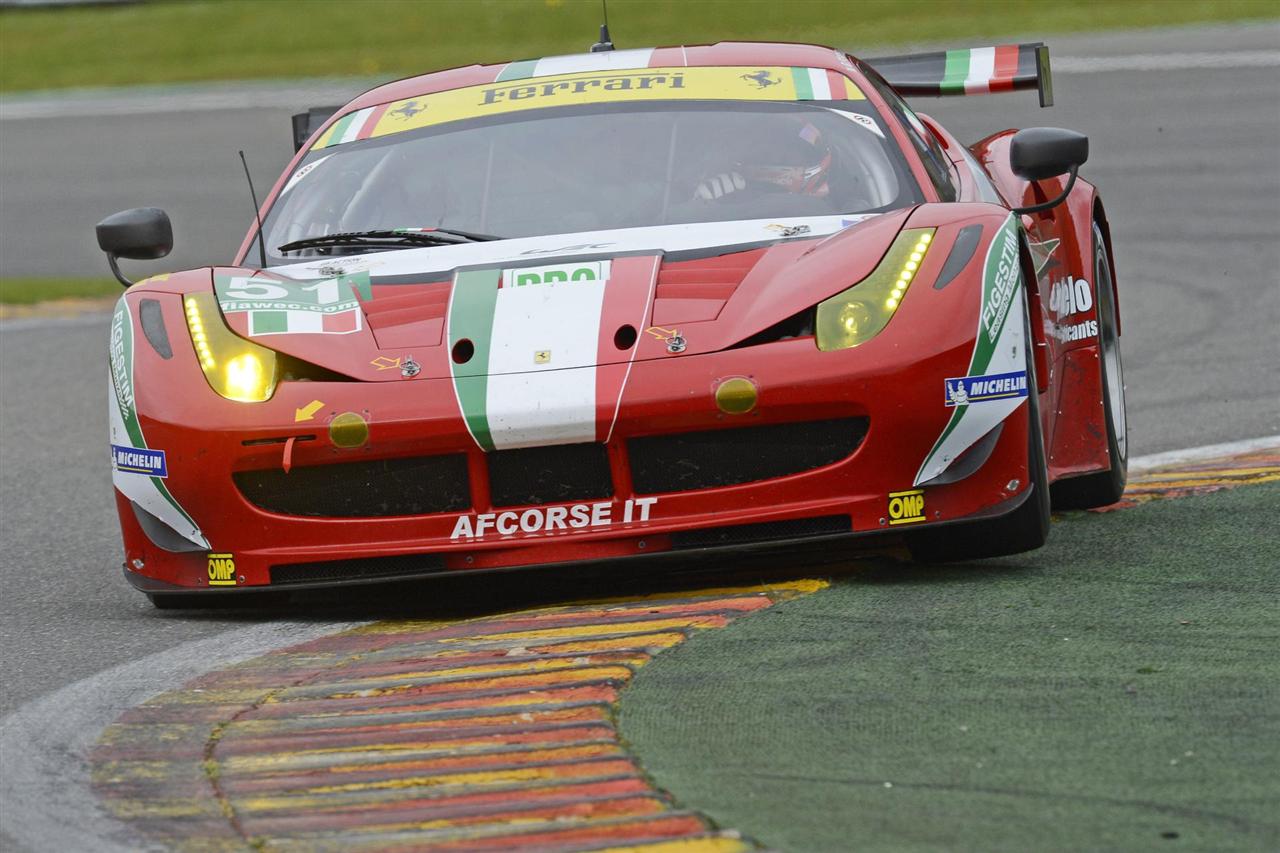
[907,286,1051,562]
[1050,222,1128,509]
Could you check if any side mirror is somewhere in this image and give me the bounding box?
[1009,127,1089,215]
[96,208,173,286]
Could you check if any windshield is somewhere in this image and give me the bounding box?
[261,101,922,264]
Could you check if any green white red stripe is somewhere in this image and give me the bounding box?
[447,258,655,452]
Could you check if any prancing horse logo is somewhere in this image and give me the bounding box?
[391,100,425,119]
[741,70,781,89]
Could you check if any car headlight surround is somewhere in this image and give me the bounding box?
[815,227,936,352]
[183,293,278,402]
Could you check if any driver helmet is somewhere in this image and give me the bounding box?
[740,120,832,197]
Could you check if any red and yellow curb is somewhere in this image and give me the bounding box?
[89,446,1278,850]
[1093,444,1279,511]
[92,581,826,851]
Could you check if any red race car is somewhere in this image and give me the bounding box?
[98,39,1126,606]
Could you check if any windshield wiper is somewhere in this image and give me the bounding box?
[277,227,500,254]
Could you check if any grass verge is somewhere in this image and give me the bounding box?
[620,482,1280,851]
[1,0,1277,92]
[0,278,121,305]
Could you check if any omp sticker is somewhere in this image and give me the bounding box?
[312,66,864,150]
[107,298,207,548]
[501,261,610,288]
[944,370,1029,407]
[215,273,370,336]
[915,214,1029,487]
[451,497,658,541]
[206,553,237,586]
[111,445,168,477]
[887,489,926,525]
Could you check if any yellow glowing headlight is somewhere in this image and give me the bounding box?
[815,228,936,352]
[183,293,278,402]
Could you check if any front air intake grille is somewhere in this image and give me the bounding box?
[671,515,852,550]
[234,454,470,517]
[270,553,447,586]
[487,442,613,508]
[628,417,868,494]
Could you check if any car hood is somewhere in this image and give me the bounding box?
[212,211,914,381]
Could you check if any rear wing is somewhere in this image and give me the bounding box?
[291,106,341,152]
[865,43,1053,107]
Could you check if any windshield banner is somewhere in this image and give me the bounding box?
[312,66,865,151]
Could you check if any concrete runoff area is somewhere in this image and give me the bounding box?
[619,480,1280,852]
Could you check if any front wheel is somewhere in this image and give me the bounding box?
[1050,221,1128,509]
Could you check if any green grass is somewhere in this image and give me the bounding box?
[0,278,121,304]
[1,0,1276,92]
[620,482,1280,851]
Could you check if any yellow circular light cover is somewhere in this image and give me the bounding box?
[329,411,370,448]
[715,377,758,414]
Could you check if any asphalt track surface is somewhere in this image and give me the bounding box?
[0,21,1277,852]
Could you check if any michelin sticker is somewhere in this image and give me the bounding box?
[451,497,657,541]
[111,445,168,477]
[915,214,1029,487]
[108,297,208,548]
[944,370,1029,407]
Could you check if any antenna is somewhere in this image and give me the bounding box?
[238,150,269,268]
[591,0,614,52]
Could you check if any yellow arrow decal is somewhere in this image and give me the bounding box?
[294,400,324,422]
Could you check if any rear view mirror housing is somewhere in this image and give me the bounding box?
[95,207,173,286]
[1009,127,1089,215]
[1010,127,1088,181]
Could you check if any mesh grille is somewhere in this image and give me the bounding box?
[628,418,868,494]
[671,515,852,549]
[487,442,613,508]
[234,454,470,518]
[270,553,446,586]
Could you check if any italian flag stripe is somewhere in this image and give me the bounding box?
[790,67,814,100]
[991,44,1021,92]
[448,268,502,452]
[446,258,659,452]
[940,50,970,93]
[321,112,358,148]
[247,308,360,335]
[594,256,657,442]
[963,47,997,93]
[826,69,851,99]
[356,104,391,139]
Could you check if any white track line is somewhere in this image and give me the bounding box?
[0,436,1275,851]
[0,620,366,853]
[1,51,1276,121]
[1129,435,1280,472]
